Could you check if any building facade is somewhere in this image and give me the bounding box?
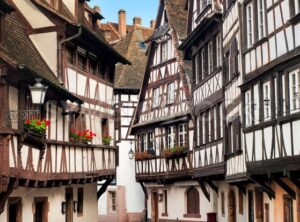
[0,0,128,222]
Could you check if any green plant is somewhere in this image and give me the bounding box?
[102,135,113,145]
[162,146,188,158]
[24,119,50,135]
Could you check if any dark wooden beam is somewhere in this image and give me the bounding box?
[139,182,148,200]
[0,178,14,214]
[249,177,275,199]
[235,184,246,195]
[290,178,300,190]
[97,177,113,200]
[197,180,210,202]
[207,180,218,194]
[274,178,296,200]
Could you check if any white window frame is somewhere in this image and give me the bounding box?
[167,82,175,104]
[178,124,187,147]
[289,71,300,113]
[153,88,160,108]
[195,54,200,84]
[202,114,206,144]
[245,90,252,126]
[208,41,213,74]
[167,126,176,148]
[246,3,254,47]
[161,41,168,62]
[257,0,266,39]
[142,133,147,150]
[216,34,222,68]
[263,82,271,120]
[201,48,205,79]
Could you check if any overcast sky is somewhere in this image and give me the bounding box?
[90,0,159,28]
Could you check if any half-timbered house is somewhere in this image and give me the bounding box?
[98,22,153,222]
[130,0,196,221]
[0,1,129,222]
[240,0,300,220]
[180,0,225,220]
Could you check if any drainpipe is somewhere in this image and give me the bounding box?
[57,24,82,84]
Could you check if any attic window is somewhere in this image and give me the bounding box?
[138,42,146,50]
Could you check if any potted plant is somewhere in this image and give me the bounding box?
[69,129,96,144]
[162,146,188,159]
[135,151,154,161]
[102,135,113,145]
[24,119,50,137]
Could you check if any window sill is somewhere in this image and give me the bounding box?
[183,213,201,218]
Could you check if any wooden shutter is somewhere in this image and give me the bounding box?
[255,190,264,222]
[187,187,200,214]
[239,189,243,215]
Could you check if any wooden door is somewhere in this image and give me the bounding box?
[228,190,236,222]
[34,197,48,222]
[65,188,73,222]
[151,192,158,222]
[8,198,22,222]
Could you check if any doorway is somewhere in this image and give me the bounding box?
[228,190,236,222]
[8,197,22,222]
[34,197,48,222]
[248,190,254,222]
[65,187,73,222]
[151,191,158,222]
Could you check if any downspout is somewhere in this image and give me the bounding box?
[57,24,82,84]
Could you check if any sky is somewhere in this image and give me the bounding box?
[89,0,159,28]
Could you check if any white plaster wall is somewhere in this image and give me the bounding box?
[12,0,54,29]
[30,32,58,75]
[0,183,98,222]
[62,0,75,16]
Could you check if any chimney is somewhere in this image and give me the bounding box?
[118,9,127,37]
[150,20,156,29]
[133,17,142,26]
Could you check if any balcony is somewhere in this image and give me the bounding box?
[0,129,116,187]
[135,152,194,182]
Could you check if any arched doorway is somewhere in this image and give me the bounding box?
[228,190,236,222]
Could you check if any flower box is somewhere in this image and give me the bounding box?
[162,147,188,159]
[135,151,155,161]
[70,129,96,143]
[102,135,113,146]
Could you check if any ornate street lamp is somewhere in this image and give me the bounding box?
[128,140,135,160]
[29,78,48,105]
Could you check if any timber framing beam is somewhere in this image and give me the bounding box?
[139,182,148,200]
[206,180,218,194]
[290,178,300,190]
[249,177,275,199]
[274,178,296,199]
[197,179,210,202]
[97,177,114,200]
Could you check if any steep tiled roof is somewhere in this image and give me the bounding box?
[4,13,81,102]
[114,28,153,90]
[165,0,187,40]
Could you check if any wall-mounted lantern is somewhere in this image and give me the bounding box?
[29,78,48,105]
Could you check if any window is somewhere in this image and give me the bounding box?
[186,187,200,215]
[34,197,49,222]
[152,88,160,108]
[282,75,287,115]
[194,54,200,84]
[148,132,154,150]
[78,52,87,71]
[221,191,225,217]
[178,124,187,147]
[89,57,98,75]
[255,189,264,221]
[289,71,299,113]
[201,48,206,79]
[246,3,254,47]
[208,41,213,74]
[229,38,239,82]
[167,83,175,104]
[245,90,252,126]
[202,114,206,144]
[239,189,243,215]
[66,46,76,65]
[197,116,201,146]
[257,0,266,39]
[216,34,222,68]
[283,195,293,222]
[265,203,270,222]
[161,42,168,62]
[108,191,117,213]
[263,82,271,120]
[77,188,84,216]
[101,118,109,138]
[167,126,175,148]
[142,133,147,151]
[8,197,22,222]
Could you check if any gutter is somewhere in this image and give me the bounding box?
[57,24,83,84]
